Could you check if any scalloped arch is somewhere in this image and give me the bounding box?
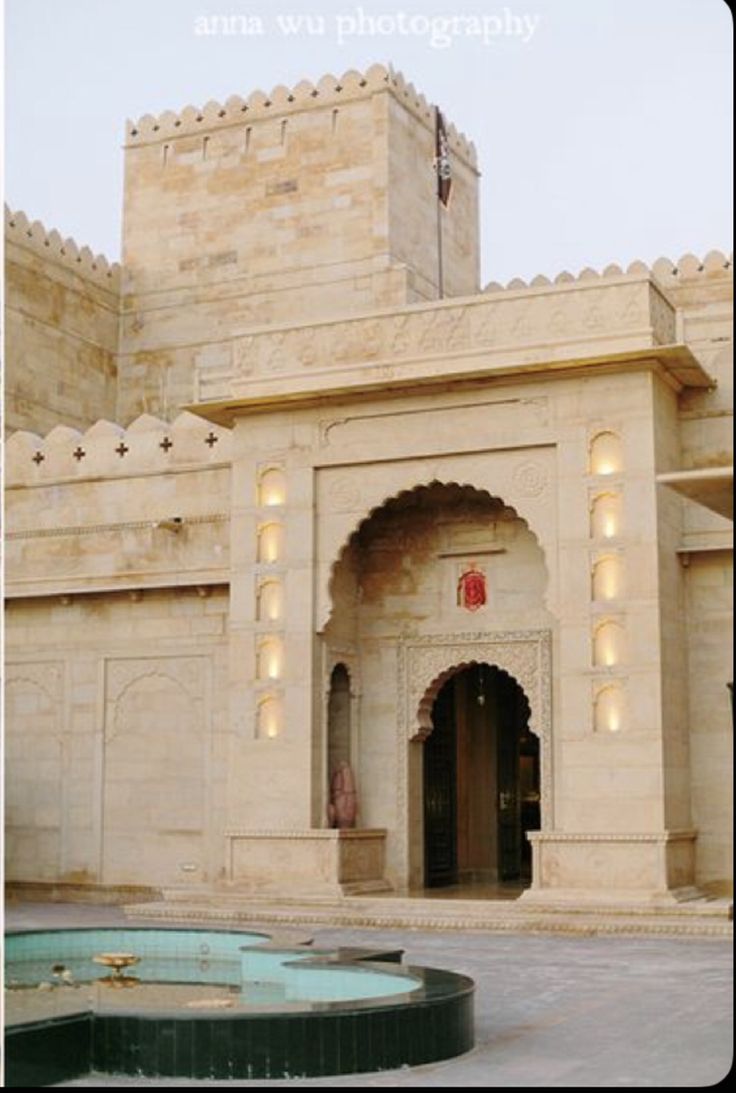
[326,479,547,623]
[416,660,531,740]
[396,628,553,880]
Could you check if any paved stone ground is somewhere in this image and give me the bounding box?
[5,902,733,1087]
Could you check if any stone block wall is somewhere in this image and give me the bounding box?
[685,552,734,894]
[116,64,479,422]
[4,209,120,435]
[4,588,230,890]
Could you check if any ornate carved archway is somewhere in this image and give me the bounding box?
[397,629,552,887]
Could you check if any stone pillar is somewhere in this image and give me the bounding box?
[523,369,697,905]
[225,413,318,832]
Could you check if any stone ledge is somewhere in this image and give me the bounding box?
[121,895,733,938]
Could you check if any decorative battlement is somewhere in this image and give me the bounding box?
[124,62,477,167]
[484,250,732,294]
[4,206,121,290]
[5,411,232,488]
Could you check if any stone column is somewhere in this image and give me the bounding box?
[225,413,318,834]
[523,369,696,905]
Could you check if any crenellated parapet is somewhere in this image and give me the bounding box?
[124,62,477,168]
[5,412,232,488]
[483,250,732,294]
[4,205,121,291]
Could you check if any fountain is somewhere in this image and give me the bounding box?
[4,927,474,1086]
[91,951,140,987]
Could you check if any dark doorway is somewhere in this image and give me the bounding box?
[423,664,539,888]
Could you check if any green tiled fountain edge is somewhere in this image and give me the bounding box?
[4,930,474,1085]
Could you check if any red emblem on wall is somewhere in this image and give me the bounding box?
[457,562,487,611]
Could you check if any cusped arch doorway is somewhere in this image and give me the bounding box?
[424,664,539,890]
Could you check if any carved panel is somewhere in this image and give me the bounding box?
[232,280,671,389]
[102,657,210,886]
[105,656,205,718]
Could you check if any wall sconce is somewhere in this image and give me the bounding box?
[259,467,286,507]
[258,523,283,564]
[258,638,283,681]
[594,684,625,733]
[591,493,622,540]
[590,431,623,476]
[257,696,282,739]
[592,555,621,601]
[593,620,625,668]
[153,516,183,533]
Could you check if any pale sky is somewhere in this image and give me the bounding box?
[4,0,733,284]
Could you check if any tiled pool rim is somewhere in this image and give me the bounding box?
[4,927,475,1085]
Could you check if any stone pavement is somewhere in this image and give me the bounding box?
[4,902,733,1087]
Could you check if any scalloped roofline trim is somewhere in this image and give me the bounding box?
[5,205,121,290]
[123,62,478,168]
[483,250,733,294]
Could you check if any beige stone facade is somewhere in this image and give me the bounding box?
[4,64,733,911]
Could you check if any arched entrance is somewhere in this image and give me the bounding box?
[423,664,539,889]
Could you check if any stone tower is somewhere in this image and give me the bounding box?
[118,64,480,422]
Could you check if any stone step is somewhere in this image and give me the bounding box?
[123,895,733,938]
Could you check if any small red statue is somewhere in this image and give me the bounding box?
[328,761,358,829]
[457,562,487,611]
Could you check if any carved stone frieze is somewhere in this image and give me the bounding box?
[232,278,674,388]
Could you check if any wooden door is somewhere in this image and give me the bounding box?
[496,683,521,880]
[424,679,457,887]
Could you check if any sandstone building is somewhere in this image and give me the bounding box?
[4,65,733,919]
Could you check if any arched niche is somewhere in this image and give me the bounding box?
[327,663,352,778]
[258,522,283,564]
[589,431,623,476]
[257,695,282,739]
[590,492,622,540]
[257,579,283,622]
[258,466,286,507]
[257,637,283,681]
[594,682,625,733]
[593,619,625,667]
[591,555,622,601]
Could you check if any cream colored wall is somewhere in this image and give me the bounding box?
[653,375,692,831]
[669,260,733,552]
[4,212,120,435]
[685,552,733,895]
[4,588,230,889]
[4,413,231,598]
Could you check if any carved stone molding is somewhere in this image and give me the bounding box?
[105,656,206,703]
[396,629,552,883]
[4,661,64,739]
[231,280,673,390]
[4,661,63,704]
[105,656,207,741]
